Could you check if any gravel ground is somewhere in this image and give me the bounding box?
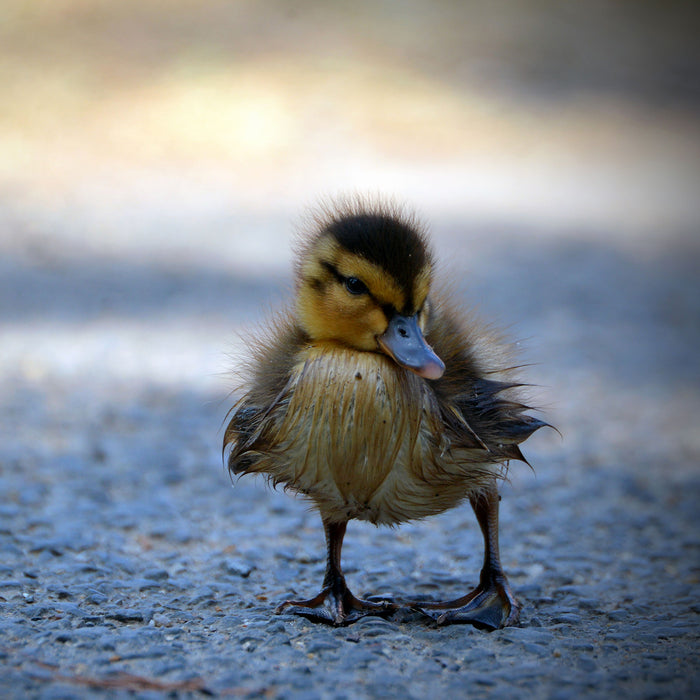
[1,219,699,699]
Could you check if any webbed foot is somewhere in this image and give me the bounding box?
[277,579,395,626]
[415,572,520,630]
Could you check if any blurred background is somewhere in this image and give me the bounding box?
[1,0,699,468]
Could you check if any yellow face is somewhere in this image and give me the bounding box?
[296,234,432,351]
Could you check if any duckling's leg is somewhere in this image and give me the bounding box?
[276,519,396,626]
[416,484,520,630]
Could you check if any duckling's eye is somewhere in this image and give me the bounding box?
[345,277,368,296]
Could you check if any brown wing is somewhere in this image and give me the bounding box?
[426,295,549,464]
[223,318,307,476]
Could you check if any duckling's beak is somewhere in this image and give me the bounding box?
[378,314,445,380]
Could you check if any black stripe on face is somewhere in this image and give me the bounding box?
[320,260,345,285]
[320,260,384,307]
[320,261,416,325]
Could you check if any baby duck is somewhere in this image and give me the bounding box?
[224,198,546,629]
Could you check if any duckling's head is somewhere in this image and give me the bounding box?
[295,200,445,380]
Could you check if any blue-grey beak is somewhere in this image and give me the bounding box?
[378,314,445,380]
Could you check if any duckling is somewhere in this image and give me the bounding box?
[224,198,546,629]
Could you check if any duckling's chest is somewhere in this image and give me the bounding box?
[265,344,460,524]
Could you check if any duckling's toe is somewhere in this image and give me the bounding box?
[276,584,396,627]
[415,574,520,630]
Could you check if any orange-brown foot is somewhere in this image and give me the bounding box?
[276,582,396,626]
[415,574,520,630]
